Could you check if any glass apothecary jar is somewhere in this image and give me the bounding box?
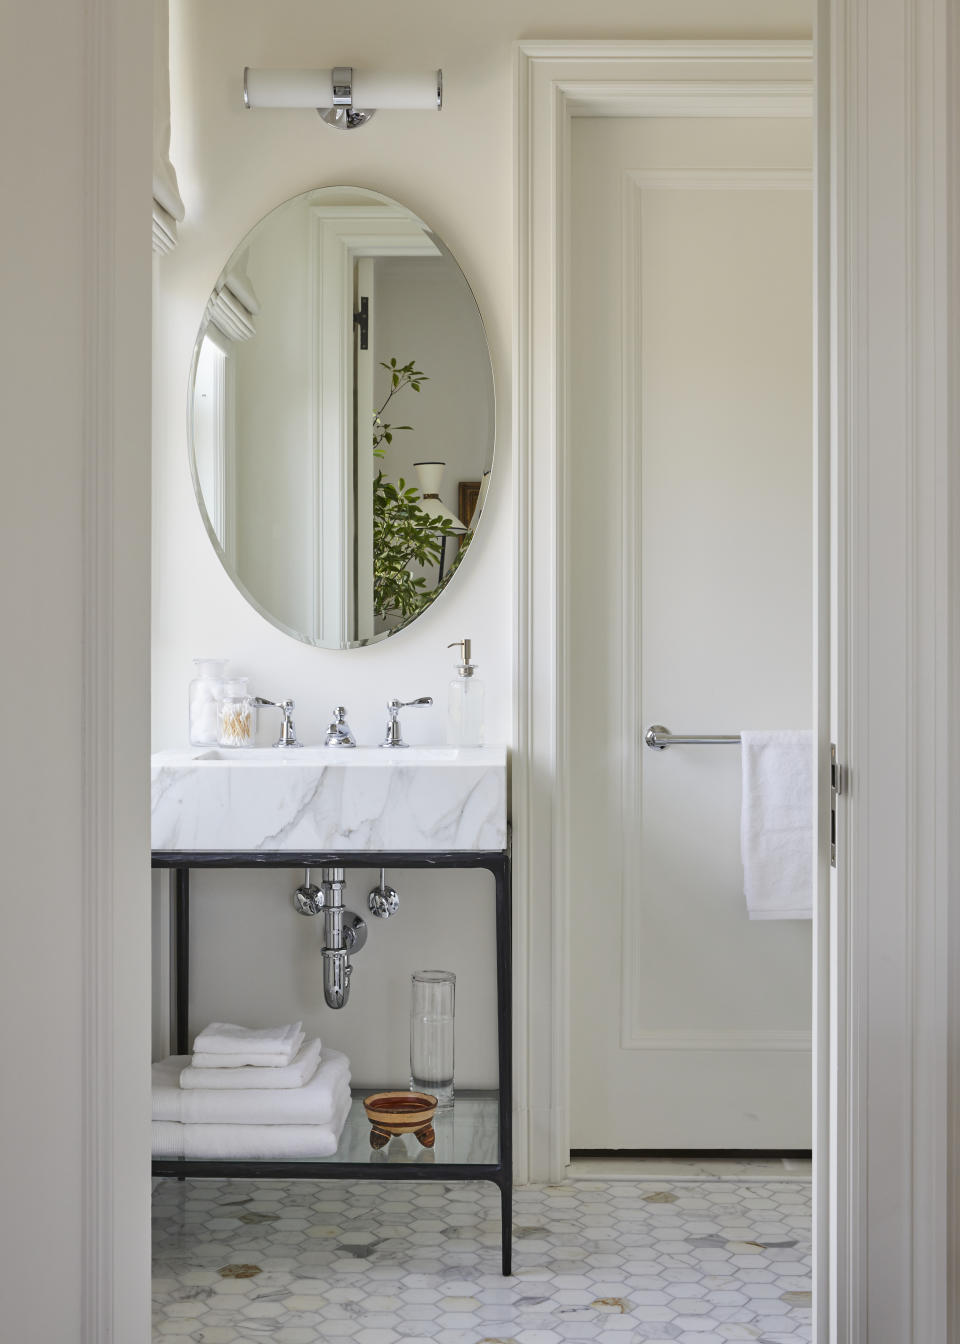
[217,677,254,748]
[188,658,228,746]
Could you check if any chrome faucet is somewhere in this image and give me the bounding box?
[324,706,357,748]
[380,696,433,747]
[253,697,302,747]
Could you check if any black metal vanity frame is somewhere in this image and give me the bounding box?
[151,848,513,1276]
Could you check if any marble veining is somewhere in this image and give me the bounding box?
[153,1172,811,1343]
[151,747,508,852]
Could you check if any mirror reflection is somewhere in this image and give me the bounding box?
[190,187,495,648]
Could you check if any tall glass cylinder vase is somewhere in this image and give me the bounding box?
[410,970,455,1109]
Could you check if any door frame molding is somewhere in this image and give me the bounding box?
[514,25,959,1343]
[826,1,957,1339]
[81,0,153,1337]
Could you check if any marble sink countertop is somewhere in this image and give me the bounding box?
[151,744,508,853]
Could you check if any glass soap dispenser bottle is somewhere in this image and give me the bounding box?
[446,639,485,746]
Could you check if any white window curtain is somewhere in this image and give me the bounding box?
[208,248,260,342]
[153,0,184,254]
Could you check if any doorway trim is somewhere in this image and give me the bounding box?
[514,25,960,1344]
[81,0,153,1338]
[510,18,819,1293]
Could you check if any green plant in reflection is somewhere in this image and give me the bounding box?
[372,357,458,625]
[373,356,424,457]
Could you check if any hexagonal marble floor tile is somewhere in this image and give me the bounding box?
[153,1174,810,1342]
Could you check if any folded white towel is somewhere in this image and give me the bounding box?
[151,1087,352,1160]
[192,1021,303,1058]
[180,1037,323,1091]
[153,1049,349,1125]
[192,1043,305,1068]
[740,729,814,920]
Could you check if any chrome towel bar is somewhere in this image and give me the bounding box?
[644,724,741,750]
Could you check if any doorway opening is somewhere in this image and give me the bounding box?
[513,38,823,1340]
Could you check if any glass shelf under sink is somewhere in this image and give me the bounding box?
[153,1090,500,1170]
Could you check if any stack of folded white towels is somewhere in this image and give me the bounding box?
[152,1021,352,1160]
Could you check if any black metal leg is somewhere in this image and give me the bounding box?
[500,1179,513,1276]
[494,857,513,1275]
[174,868,190,1056]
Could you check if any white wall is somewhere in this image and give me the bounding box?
[154,2,812,1082]
[157,0,813,748]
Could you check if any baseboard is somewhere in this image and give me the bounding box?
[571,1147,812,1159]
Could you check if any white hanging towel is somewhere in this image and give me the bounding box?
[740,729,814,920]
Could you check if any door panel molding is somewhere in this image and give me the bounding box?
[623,1029,813,1052]
[627,169,813,191]
[617,168,814,1062]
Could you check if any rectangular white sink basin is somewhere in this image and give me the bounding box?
[151,745,507,852]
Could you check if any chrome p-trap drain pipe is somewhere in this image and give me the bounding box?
[292,867,367,1009]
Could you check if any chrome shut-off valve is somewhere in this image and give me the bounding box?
[293,868,324,916]
[368,868,400,919]
[292,867,367,1008]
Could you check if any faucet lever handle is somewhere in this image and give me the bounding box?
[382,696,433,748]
[253,696,302,748]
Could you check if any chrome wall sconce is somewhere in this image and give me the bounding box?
[243,66,443,130]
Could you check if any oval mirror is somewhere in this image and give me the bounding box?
[188,186,495,648]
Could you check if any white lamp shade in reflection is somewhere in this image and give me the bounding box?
[413,461,466,533]
[413,461,444,494]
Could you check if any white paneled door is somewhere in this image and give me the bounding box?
[568,116,814,1150]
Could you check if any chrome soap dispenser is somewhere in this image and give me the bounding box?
[446,639,485,746]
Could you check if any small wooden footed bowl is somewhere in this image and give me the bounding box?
[363,1091,438,1150]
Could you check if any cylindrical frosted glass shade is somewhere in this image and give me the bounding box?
[410,970,455,1108]
[244,69,441,111]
